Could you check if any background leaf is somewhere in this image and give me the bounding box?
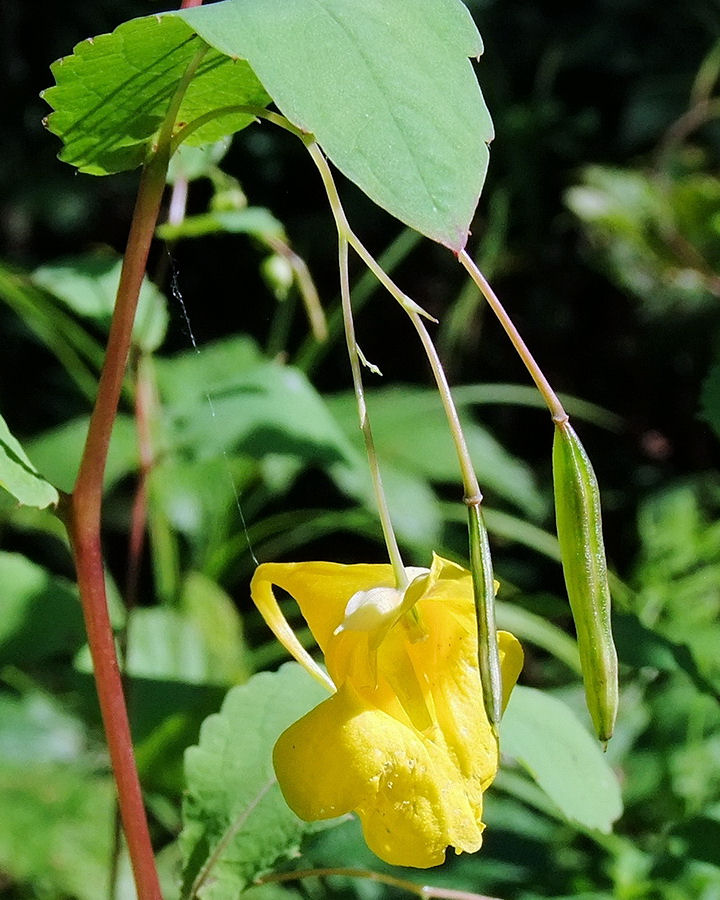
[175,0,493,249]
[500,685,623,832]
[0,764,115,900]
[0,552,84,666]
[0,692,86,766]
[0,262,104,402]
[327,385,545,518]
[179,663,331,899]
[0,414,59,509]
[32,252,169,353]
[27,414,138,494]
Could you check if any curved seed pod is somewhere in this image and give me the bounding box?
[467,501,502,733]
[552,419,618,743]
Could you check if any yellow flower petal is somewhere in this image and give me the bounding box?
[250,562,337,692]
[499,630,524,711]
[250,561,429,692]
[274,682,486,868]
[252,554,525,868]
[251,561,396,653]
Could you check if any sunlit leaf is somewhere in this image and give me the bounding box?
[501,686,623,832]
[180,663,330,899]
[174,0,492,249]
[42,15,270,175]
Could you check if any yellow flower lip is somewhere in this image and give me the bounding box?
[250,554,524,869]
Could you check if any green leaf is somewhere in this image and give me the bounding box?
[0,261,103,402]
[73,615,227,777]
[180,663,330,899]
[670,816,720,868]
[126,608,229,685]
[162,358,357,468]
[0,552,84,666]
[174,0,493,249]
[44,1,490,242]
[154,335,264,407]
[32,252,169,353]
[157,207,285,242]
[242,886,303,900]
[0,692,86,765]
[42,15,270,175]
[613,610,719,700]
[495,601,581,675]
[180,571,250,685]
[74,600,245,690]
[0,413,59,509]
[327,386,544,518]
[26,414,138,495]
[0,763,115,900]
[158,351,443,548]
[167,137,232,185]
[500,686,623,832]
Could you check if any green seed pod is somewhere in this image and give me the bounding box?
[467,501,502,733]
[552,419,618,743]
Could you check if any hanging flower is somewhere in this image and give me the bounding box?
[250,553,523,868]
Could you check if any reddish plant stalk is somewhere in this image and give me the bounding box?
[67,153,169,900]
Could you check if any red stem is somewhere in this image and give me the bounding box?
[68,155,168,900]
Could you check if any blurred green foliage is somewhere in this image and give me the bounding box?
[1,0,720,898]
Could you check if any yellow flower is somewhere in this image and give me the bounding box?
[250,553,523,868]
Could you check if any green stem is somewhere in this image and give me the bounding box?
[299,141,505,723]
[206,113,410,586]
[457,250,567,423]
[338,233,408,589]
[297,228,421,373]
[400,315,501,727]
[65,45,207,900]
[407,313,479,499]
[303,143,434,322]
[299,145,472,484]
[259,868,502,900]
[264,233,327,342]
